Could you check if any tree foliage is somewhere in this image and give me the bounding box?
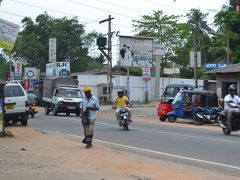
[214,6,240,63]
[12,13,103,72]
[132,10,191,77]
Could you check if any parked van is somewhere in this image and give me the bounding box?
[4,83,29,126]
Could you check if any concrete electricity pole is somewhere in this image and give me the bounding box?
[99,15,114,103]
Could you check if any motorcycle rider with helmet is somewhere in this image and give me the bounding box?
[112,90,132,126]
[224,84,240,126]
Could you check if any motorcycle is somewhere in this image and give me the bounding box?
[119,107,130,131]
[29,103,38,118]
[218,110,240,135]
[193,106,222,126]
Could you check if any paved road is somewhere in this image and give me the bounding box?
[29,107,240,177]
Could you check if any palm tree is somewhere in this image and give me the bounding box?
[186,9,214,87]
[214,6,238,63]
[186,9,214,48]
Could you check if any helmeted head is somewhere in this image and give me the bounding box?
[117,90,124,98]
[83,86,92,98]
[228,84,237,95]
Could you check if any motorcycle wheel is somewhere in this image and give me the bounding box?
[123,119,129,131]
[193,114,205,126]
[31,111,35,118]
[222,125,231,135]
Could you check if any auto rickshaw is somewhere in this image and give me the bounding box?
[167,90,218,122]
[157,84,194,121]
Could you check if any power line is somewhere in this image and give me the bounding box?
[8,0,134,30]
[67,0,137,19]
[0,10,25,18]
[9,0,99,23]
[144,0,188,13]
[94,0,149,14]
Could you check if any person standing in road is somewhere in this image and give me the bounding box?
[81,86,99,149]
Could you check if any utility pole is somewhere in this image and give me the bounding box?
[99,15,114,103]
[194,28,198,88]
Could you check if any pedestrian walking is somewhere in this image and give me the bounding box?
[81,86,99,148]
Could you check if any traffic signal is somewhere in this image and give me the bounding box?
[97,35,107,48]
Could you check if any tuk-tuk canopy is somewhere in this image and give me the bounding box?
[173,90,218,108]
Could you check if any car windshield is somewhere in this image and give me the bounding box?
[4,85,25,97]
[58,89,82,98]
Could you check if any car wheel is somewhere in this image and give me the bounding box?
[168,115,176,123]
[66,112,70,116]
[76,111,80,117]
[21,115,28,126]
[159,116,167,121]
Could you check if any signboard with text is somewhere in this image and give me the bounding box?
[142,67,151,81]
[46,62,70,77]
[190,51,201,67]
[153,43,165,56]
[0,18,20,51]
[164,68,180,74]
[205,62,230,70]
[49,38,56,62]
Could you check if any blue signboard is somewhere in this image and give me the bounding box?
[205,63,231,69]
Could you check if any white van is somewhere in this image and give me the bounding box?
[4,83,29,126]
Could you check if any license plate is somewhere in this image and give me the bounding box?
[6,104,15,110]
[68,107,75,109]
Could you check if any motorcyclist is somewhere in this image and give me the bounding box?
[112,90,132,126]
[224,84,240,126]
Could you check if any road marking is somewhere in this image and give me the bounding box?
[96,122,240,144]
[66,132,240,171]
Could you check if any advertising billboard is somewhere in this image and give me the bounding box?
[46,62,70,77]
[24,67,40,80]
[0,18,20,51]
[119,36,153,67]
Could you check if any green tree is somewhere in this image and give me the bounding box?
[12,13,102,72]
[186,9,214,79]
[214,6,240,63]
[132,10,190,77]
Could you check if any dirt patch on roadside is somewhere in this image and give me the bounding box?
[0,126,238,180]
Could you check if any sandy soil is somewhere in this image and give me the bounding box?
[0,125,239,180]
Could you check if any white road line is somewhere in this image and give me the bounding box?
[96,122,240,144]
[66,132,240,171]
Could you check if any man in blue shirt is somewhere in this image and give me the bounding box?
[81,86,99,149]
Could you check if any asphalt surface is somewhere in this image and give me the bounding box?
[29,107,240,177]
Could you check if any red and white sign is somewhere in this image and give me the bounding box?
[143,67,151,81]
[14,61,22,77]
[24,79,31,91]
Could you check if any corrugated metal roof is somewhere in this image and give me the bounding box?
[206,63,240,74]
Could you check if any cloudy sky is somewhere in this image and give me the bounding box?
[0,0,229,62]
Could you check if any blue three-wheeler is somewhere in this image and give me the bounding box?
[167,90,219,122]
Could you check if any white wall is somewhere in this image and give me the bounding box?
[78,74,204,102]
